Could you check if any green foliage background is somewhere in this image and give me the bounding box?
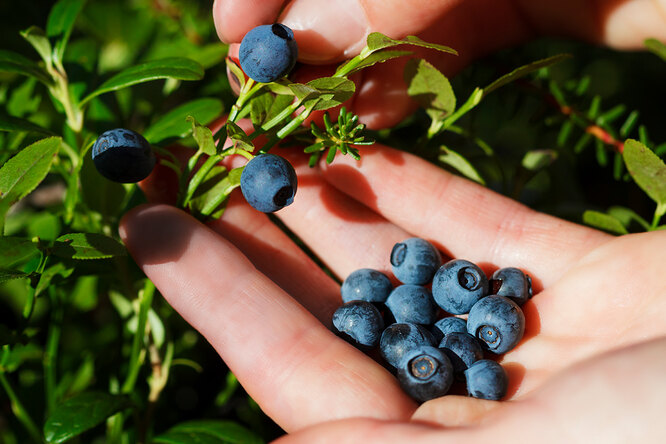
[0,0,665,443]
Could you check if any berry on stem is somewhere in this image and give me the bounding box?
[240,153,297,213]
[92,128,155,183]
[239,24,298,83]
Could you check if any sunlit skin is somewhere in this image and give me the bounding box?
[122,1,666,442]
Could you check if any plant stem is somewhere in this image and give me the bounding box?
[44,287,63,416]
[181,154,221,208]
[0,372,42,443]
[121,280,155,394]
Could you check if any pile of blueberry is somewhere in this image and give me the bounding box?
[332,238,532,402]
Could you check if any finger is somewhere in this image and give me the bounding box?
[213,0,288,43]
[208,191,341,323]
[411,395,506,427]
[274,148,411,281]
[119,204,416,430]
[319,145,611,286]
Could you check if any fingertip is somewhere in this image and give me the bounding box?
[213,0,288,43]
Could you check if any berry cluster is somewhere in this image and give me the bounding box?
[333,238,532,402]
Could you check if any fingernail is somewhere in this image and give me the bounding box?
[279,0,369,63]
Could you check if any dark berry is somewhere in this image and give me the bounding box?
[490,267,533,305]
[465,359,508,400]
[341,269,392,304]
[240,154,297,213]
[431,317,467,343]
[438,331,483,377]
[467,295,525,354]
[332,301,384,348]
[390,238,441,285]
[239,24,298,83]
[432,259,489,315]
[385,285,438,325]
[91,128,155,183]
[379,323,435,368]
[397,346,454,402]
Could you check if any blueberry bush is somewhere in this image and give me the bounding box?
[1,0,665,443]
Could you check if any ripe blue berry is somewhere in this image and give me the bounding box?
[385,285,438,325]
[240,154,297,213]
[465,359,508,400]
[91,128,155,183]
[432,259,489,315]
[380,323,435,368]
[431,317,467,343]
[390,238,442,285]
[490,267,533,305]
[341,269,392,304]
[332,301,384,348]
[467,295,525,354]
[239,24,298,83]
[438,331,483,377]
[397,346,454,402]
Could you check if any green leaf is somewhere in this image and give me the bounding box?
[607,206,651,231]
[404,59,455,120]
[0,269,30,284]
[302,77,355,111]
[645,38,666,62]
[153,420,263,444]
[225,121,254,152]
[35,262,74,297]
[0,113,53,136]
[44,391,132,443]
[623,139,666,216]
[583,210,628,235]
[439,145,485,185]
[0,137,61,225]
[336,50,412,76]
[522,149,558,171]
[483,54,572,97]
[46,0,86,67]
[144,98,224,144]
[20,26,53,69]
[362,32,457,58]
[187,116,217,156]
[52,233,126,260]
[81,58,204,105]
[225,57,246,91]
[190,166,243,219]
[0,49,52,85]
[250,93,293,127]
[0,237,40,269]
[439,87,484,132]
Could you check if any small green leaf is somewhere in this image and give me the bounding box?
[362,32,457,58]
[46,0,86,67]
[0,269,30,284]
[20,26,53,69]
[522,150,558,171]
[250,93,293,126]
[439,145,485,185]
[190,166,243,219]
[225,121,254,152]
[303,77,355,111]
[623,139,666,216]
[336,50,412,76]
[583,210,628,235]
[52,233,126,260]
[645,38,666,62]
[0,113,53,135]
[607,206,651,231]
[81,58,204,105]
[35,262,74,297]
[404,58,455,120]
[44,391,132,444]
[144,98,224,144]
[0,137,61,225]
[153,420,264,444]
[0,237,40,269]
[187,116,217,156]
[0,49,52,85]
[484,54,572,97]
[225,57,246,91]
[439,87,483,132]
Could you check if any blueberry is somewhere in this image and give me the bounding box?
[332,301,384,348]
[341,269,392,304]
[91,128,155,183]
[397,346,454,402]
[490,267,533,305]
[240,154,297,213]
[431,317,467,343]
[385,285,438,325]
[239,24,298,83]
[438,331,483,377]
[432,259,489,315]
[390,238,442,285]
[465,359,508,401]
[467,295,525,354]
[379,323,435,368]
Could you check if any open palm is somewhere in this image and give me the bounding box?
[120,145,666,442]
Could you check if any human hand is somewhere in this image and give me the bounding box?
[119,144,666,441]
[214,0,666,128]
